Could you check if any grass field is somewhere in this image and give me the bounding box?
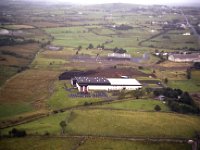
[0,137,191,150]
[0,102,34,120]
[3,109,200,138]
[96,99,170,112]
[168,80,200,92]
[44,26,153,49]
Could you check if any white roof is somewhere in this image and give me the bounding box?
[107,78,142,86]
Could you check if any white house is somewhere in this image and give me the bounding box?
[71,77,142,93]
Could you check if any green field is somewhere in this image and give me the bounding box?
[96,99,170,112]
[168,80,200,92]
[3,109,200,138]
[0,137,191,150]
[0,102,34,120]
[44,26,154,50]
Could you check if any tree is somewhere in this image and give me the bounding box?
[118,90,126,99]
[77,45,82,51]
[59,121,67,134]
[154,105,161,111]
[186,68,191,79]
[9,128,27,137]
[164,78,168,84]
[88,43,94,49]
[132,89,144,99]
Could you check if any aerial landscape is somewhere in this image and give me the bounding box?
[0,0,200,149]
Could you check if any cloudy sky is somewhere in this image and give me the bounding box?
[34,0,200,5]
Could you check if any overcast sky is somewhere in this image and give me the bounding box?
[33,0,200,5]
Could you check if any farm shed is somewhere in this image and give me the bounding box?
[71,77,142,93]
[108,53,131,60]
[168,53,200,62]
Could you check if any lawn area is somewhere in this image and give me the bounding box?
[0,137,191,150]
[0,102,34,120]
[47,81,103,110]
[96,99,170,112]
[3,109,200,138]
[168,80,200,92]
[0,137,79,150]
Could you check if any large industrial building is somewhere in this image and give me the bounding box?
[71,77,142,93]
[168,53,200,62]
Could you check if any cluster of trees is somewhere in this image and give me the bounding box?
[96,44,104,49]
[1,50,29,60]
[115,24,133,30]
[186,68,191,79]
[193,62,200,69]
[113,47,127,53]
[9,128,27,137]
[0,37,36,46]
[154,88,199,114]
[87,43,94,49]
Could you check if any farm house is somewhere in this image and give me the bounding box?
[71,77,142,93]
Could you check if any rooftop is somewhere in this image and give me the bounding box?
[170,54,200,59]
[75,77,111,85]
[74,77,142,86]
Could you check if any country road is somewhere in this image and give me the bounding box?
[181,9,200,40]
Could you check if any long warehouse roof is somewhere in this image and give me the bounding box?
[107,78,142,86]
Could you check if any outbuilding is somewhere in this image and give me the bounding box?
[168,53,200,62]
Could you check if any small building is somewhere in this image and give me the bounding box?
[108,53,131,61]
[71,77,142,93]
[168,54,200,62]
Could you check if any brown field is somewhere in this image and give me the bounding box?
[0,43,40,66]
[0,69,59,106]
[157,61,191,69]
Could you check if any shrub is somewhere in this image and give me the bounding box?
[9,128,27,137]
[154,105,161,111]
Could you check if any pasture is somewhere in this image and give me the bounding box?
[95,99,170,112]
[3,109,200,138]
